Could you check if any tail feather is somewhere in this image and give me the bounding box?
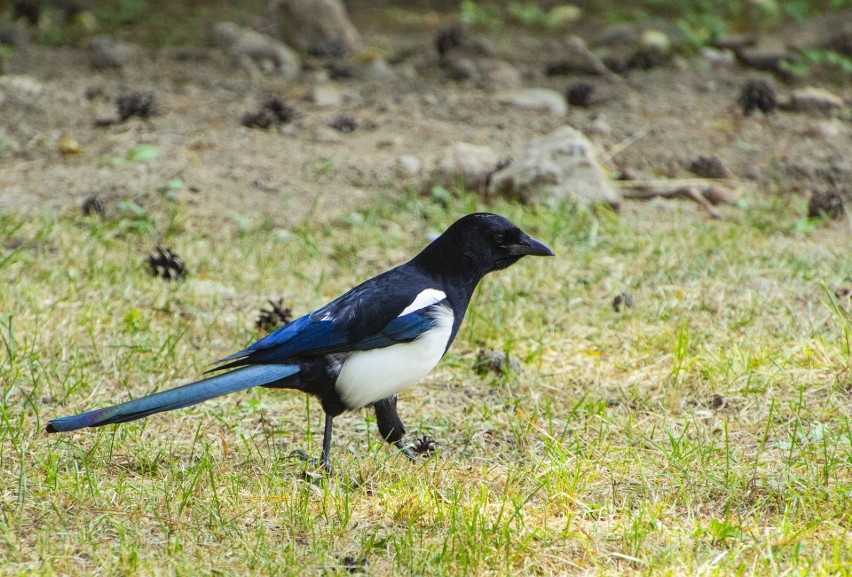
[46,364,300,433]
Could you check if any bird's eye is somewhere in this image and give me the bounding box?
[493,232,505,245]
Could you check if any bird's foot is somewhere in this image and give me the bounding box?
[289,449,333,478]
[394,440,415,461]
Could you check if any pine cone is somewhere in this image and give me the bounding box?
[116,91,156,122]
[411,435,439,457]
[146,246,187,281]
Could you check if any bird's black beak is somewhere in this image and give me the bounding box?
[507,233,555,257]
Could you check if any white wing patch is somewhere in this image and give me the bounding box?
[335,303,453,409]
[399,288,447,316]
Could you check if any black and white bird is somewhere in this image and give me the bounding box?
[47,213,554,469]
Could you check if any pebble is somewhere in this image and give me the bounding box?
[311,83,343,107]
[396,155,422,176]
[785,87,845,113]
[495,88,567,116]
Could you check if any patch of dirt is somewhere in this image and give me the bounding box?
[0,9,849,227]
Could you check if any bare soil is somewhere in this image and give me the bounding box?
[1,8,850,228]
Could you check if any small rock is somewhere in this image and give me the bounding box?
[687,155,730,179]
[475,349,521,376]
[441,56,476,81]
[806,120,842,138]
[487,126,622,209]
[328,115,357,133]
[89,36,139,70]
[436,142,500,190]
[442,55,520,88]
[311,83,343,107]
[269,0,362,54]
[311,125,344,143]
[784,87,845,113]
[547,4,582,26]
[213,21,300,78]
[477,58,522,89]
[808,190,846,221]
[640,29,671,53]
[612,292,634,312]
[355,54,393,79]
[495,88,567,116]
[733,48,796,76]
[586,117,611,136]
[397,155,422,176]
[0,74,43,96]
[701,46,735,67]
[628,31,672,70]
[702,185,732,206]
[627,49,670,70]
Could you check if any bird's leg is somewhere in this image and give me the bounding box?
[320,412,334,471]
[289,412,335,473]
[374,395,414,460]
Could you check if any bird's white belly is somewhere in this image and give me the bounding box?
[335,305,453,409]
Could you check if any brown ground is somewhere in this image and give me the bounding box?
[0,7,849,228]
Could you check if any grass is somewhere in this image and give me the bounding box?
[1,189,850,575]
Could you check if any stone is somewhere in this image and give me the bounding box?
[701,46,735,67]
[806,119,843,138]
[397,155,422,176]
[213,21,300,78]
[495,88,567,116]
[0,74,43,95]
[435,142,500,190]
[442,57,521,88]
[477,58,522,89]
[269,0,362,54]
[785,86,845,113]
[640,29,671,54]
[355,54,392,79]
[547,5,582,26]
[441,56,477,81]
[487,125,621,209]
[88,36,139,70]
[311,83,343,107]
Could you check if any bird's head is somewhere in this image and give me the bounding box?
[415,213,554,279]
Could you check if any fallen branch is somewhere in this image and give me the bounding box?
[616,179,739,219]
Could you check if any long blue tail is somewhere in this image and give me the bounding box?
[46,364,300,433]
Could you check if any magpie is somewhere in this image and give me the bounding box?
[46,213,554,470]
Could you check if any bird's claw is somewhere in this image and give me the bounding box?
[394,440,416,461]
[289,449,333,474]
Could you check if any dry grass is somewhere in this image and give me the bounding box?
[1,189,850,575]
